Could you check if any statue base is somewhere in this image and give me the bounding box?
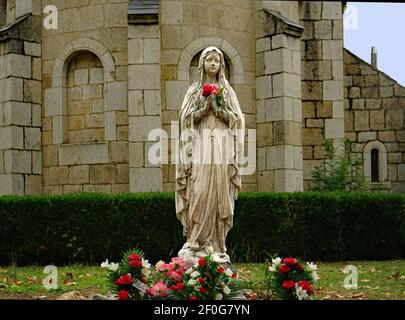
[178,242,231,269]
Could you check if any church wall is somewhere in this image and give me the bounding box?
[300,1,345,191]
[0,13,42,195]
[160,0,257,192]
[41,0,129,195]
[344,49,405,192]
[127,23,162,192]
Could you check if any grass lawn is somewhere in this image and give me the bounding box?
[0,260,404,300]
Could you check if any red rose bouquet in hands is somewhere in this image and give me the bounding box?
[202,83,224,110]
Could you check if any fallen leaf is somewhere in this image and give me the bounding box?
[334,293,345,299]
[322,295,332,300]
[400,276,405,280]
[361,279,370,282]
[28,276,37,284]
[370,267,377,272]
[391,272,401,279]
[352,292,365,299]
[11,279,23,286]
[86,274,91,277]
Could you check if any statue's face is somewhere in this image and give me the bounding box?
[204,51,220,78]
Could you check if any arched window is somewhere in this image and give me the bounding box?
[371,148,379,182]
[363,141,387,183]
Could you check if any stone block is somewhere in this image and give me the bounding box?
[300,1,322,20]
[24,127,41,150]
[24,175,42,195]
[4,77,23,101]
[325,118,344,139]
[69,115,85,130]
[129,142,144,168]
[74,69,89,86]
[303,128,323,146]
[358,131,377,142]
[144,39,160,64]
[323,80,343,100]
[161,0,183,25]
[59,143,109,165]
[256,38,271,53]
[354,111,369,131]
[5,54,31,79]
[128,90,144,116]
[128,39,143,64]
[23,79,41,104]
[398,164,405,181]
[90,164,115,184]
[388,153,402,164]
[3,101,32,126]
[128,65,160,90]
[386,110,403,130]
[130,168,162,192]
[49,166,69,185]
[83,184,112,193]
[314,20,332,39]
[129,116,161,142]
[267,145,295,170]
[32,151,41,174]
[166,81,187,110]
[82,84,103,100]
[104,3,128,28]
[79,5,104,31]
[0,174,24,195]
[257,170,274,192]
[255,76,272,100]
[383,98,398,109]
[388,164,397,181]
[273,73,301,98]
[264,49,291,75]
[89,67,104,84]
[109,141,128,164]
[304,60,331,80]
[112,184,129,193]
[370,111,385,130]
[266,97,293,122]
[316,101,333,118]
[0,126,23,150]
[63,185,83,193]
[257,123,273,148]
[32,58,41,80]
[116,164,129,184]
[85,113,104,128]
[322,2,342,19]
[322,40,343,60]
[24,41,41,57]
[144,90,161,116]
[302,81,322,100]
[378,131,396,142]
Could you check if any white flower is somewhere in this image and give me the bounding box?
[101,259,118,271]
[306,262,318,272]
[101,259,110,269]
[223,285,231,295]
[142,258,151,269]
[268,265,276,272]
[109,262,119,271]
[225,268,233,277]
[185,267,193,275]
[212,254,222,263]
[272,257,282,266]
[312,271,319,282]
[142,267,151,278]
[155,260,165,269]
[295,283,309,300]
[215,293,223,300]
[190,271,200,278]
[188,279,197,286]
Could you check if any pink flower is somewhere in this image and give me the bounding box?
[171,257,186,272]
[167,270,182,282]
[147,281,168,298]
[158,262,173,273]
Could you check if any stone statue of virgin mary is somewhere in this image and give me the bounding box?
[175,46,245,264]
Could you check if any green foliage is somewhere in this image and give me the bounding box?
[0,192,404,265]
[311,138,367,192]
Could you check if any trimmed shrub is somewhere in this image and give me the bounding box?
[0,192,404,265]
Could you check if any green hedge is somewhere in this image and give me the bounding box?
[0,192,404,265]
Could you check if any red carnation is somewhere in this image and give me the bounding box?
[177,282,185,290]
[170,285,178,291]
[283,258,298,266]
[198,258,206,268]
[279,264,291,273]
[189,296,199,300]
[202,83,219,97]
[128,253,142,268]
[231,273,237,279]
[198,277,205,285]
[298,280,313,294]
[118,290,129,300]
[296,264,303,271]
[199,287,207,294]
[218,266,224,273]
[114,274,134,286]
[282,280,295,290]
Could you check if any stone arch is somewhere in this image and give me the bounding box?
[177,37,245,85]
[46,38,117,145]
[363,140,388,182]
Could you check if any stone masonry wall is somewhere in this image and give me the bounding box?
[128,24,162,192]
[299,1,345,191]
[344,49,405,192]
[42,0,129,194]
[0,14,42,195]
[160,0,257,192]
